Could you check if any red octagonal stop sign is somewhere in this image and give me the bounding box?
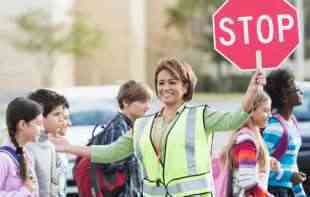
[213,0,300,71]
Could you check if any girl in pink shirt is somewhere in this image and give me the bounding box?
[0,97,43,197]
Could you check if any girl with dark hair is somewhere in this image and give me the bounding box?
[263,69,307,197]
[0,97,43,196]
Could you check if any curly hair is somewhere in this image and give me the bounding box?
[264,69,295,111]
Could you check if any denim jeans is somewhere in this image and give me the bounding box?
[268,186,294,197]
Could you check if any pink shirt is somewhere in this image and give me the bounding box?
[0,143,38,197]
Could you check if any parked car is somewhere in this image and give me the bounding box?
[295,81,310,194]
[57,85,120,197]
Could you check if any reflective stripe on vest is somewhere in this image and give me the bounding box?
[144,175,212,196]
[186,107,197,175]
[134,116,151,179]
[164,106,211,181]
[135,105,213,196]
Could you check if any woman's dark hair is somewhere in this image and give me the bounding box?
[6,97,42,181]
[117,80,152,109]
[154,58,197,101]
[264,69,295,111]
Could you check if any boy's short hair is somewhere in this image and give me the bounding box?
[28,89,68,117]
[117,80,152,109]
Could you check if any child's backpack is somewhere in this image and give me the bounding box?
[0,146,20,166]
[269,114,307,196]
[270,113,298,160]
[212,128,259,197]
[73,117,130,197]
[212,154,231,197]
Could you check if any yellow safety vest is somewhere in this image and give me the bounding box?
[133,105,214,196]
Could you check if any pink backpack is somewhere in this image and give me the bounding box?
[212,155,231,197]
[212,128,258,197]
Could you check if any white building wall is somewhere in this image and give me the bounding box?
[0,0,74,90]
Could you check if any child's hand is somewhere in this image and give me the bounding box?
[48,134,70,152]
[291,171,307,184]
[270,157,281,171]
[24,178,36,192]
[242,71,266,112]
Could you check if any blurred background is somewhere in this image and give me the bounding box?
[0,0,309,131]
[0,0,309,90]
[0,0,308,123]
[0,1,310,195]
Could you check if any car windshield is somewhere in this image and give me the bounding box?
[70,109,117,126]
[294,90,310,121]
[69,99,118,126]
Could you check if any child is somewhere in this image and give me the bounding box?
[26,89,68,197]
[263,69,306,196]
[56,100,70,197]
[74,80,152,197]
[0,97,43,196]
[217,90,273,197]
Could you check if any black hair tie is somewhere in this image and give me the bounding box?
[16,147,23,155]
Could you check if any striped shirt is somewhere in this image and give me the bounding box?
[231,127,270,197]
[263,116,306,196]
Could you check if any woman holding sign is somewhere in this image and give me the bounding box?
[50,58,265,196]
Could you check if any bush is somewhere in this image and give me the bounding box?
[229,75,251,92]
[196,75,221,92]
[197,74,251,93]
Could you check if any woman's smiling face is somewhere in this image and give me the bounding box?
[156,69,187,106]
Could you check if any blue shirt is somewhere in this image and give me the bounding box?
[263,115,305,196]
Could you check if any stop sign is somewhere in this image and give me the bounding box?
[213,0,300,71]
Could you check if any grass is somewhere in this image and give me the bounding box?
[193,92,243,102]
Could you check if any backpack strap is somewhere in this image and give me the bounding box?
[89,114,119,197]
[90,163,104,197]
[0,146,20,167]
[271,114,293,160]
[291,115,299,129]
[89,114,119,145]
[89,123,106,197]
[88,124,101,145]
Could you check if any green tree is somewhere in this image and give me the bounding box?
[165,0,228,81]
[4,9,104,87]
